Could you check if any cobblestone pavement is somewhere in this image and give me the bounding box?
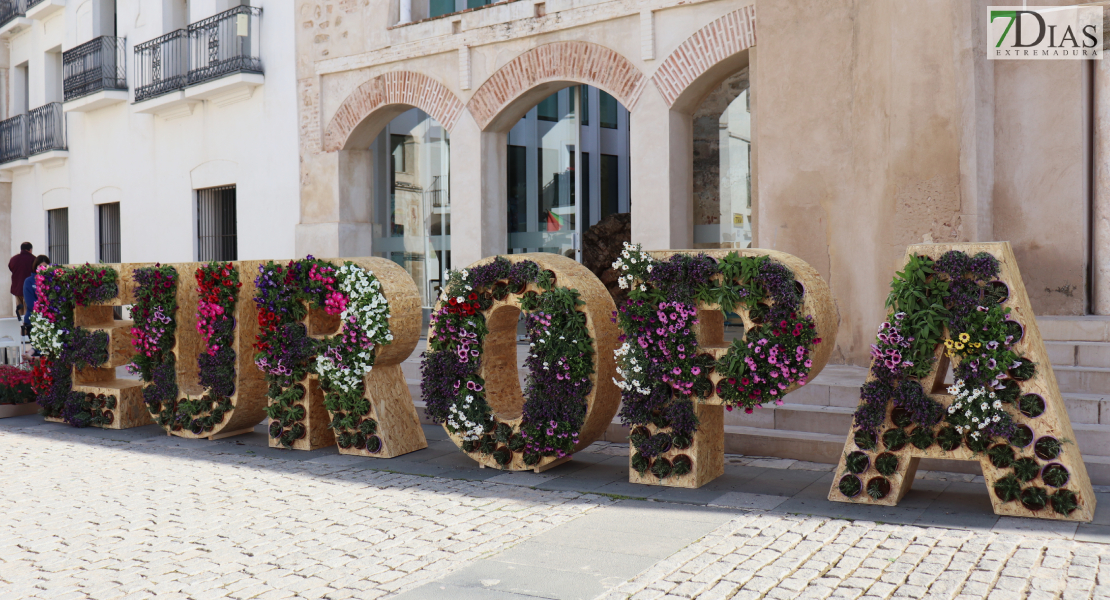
[0,430,608,599]
[599,513,1110,600]
[3,426,1110,600]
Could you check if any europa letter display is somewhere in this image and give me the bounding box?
[829,242,1096,522]
[32,263,151,429]
[421,254,620,471]
[254,257,426,456]
[129,262,267,439]
[611,244,839,488]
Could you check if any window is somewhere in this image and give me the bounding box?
[579,86,589,126]
[98,203,120,263]
[600,154,619,219]
[466,0,490,8]
[429,0,454,17]
[47,208,69,265]
[599,90,618,129]
[537,93,559,122]
[507,145,528,234]
[390,134,413,174]
[197,186,237,261]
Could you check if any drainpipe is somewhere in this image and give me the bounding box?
[399,0,412,25]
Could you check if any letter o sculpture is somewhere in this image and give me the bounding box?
[422,254,620,471]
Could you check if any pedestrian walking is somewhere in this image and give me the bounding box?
[8,242,35,320]
[23,255,48,356]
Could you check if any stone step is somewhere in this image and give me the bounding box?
[1053,365,1110,395]
[1037,315,1110,343]
[1045,341,1110,368]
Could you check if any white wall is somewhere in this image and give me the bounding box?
[6,0,299,265]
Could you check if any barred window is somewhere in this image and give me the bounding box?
[197,185,237,262]
[47,208,69,265]
[98,202,120,263]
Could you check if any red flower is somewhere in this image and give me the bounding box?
[468,293,477,301]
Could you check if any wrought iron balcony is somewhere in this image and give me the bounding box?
[63,36,127,102]
[28,103,67,155]
[0,0,27,27]
[27,0,45,7]
[187,5,262,87]
[0,114,28,164]
[134,29,188,102]
[133,6,263,104]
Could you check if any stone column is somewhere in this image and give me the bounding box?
[449,111,507,268]
[295,149,373,259]
[629,83,693,251]
[398,0,412,25]
[1095,58,1110,314]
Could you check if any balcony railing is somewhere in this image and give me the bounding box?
[0,0,27,27]
[28,103,67,155]
[134,6,262,103]
[63,36,127,102]
[26,0,45,8]
[188,5,262,86]
[0,114,28,164]
[134,29,188,102]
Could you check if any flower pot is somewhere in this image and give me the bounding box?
[865,476,891,500]
[1030,434,1056,459]
[838,474,862,498]
[1009,425,1034,449]
[845,451,870,475]
[1019,394,1045,418]
[366,435,382,453]
[1041,463,1070,488]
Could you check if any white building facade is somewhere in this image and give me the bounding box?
[0,0,297,306]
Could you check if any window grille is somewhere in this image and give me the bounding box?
[98,203,121,263]
[47,208,69,266]
[197,185,237,261]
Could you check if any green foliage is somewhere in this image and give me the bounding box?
[1019,394,1045,418]
[672,455,692,476]
[865,477,890,499]
[988,444,1015,469]
[937,427,963,451]
[885,255,950,378]
[1042,464,1070,488]
[855,430,877,451]
[1050,489,1079,515]
[1021,486,1048,510]
[882,428,907,451]
[838,475,862,497]
[1012,457,1040,482]
[1035,437,1062,460]
[845,451,870,474]
[993,474,1022,502]
[875,453,898,477]
[908,427,933,450]
[650,457,673,479]
[631,452,650,475]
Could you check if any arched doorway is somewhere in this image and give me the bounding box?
[692,70,752,249]
[369,109,452,308]
[505,85,631,260]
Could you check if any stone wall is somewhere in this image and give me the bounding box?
[294,0,1102,367]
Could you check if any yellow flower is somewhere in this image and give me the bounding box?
[944,340,954,348]
[954,342,965,350]
[972,342,981,348]
[959,333,970,343]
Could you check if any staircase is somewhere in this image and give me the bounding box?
[401,316,1110,483]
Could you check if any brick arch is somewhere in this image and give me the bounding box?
[467,41,648,132]
[652,6,757,112]
[323,71,465,152]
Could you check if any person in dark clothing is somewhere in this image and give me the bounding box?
[23,255,49,355]
[9,242,35,320]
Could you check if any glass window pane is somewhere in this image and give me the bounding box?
[429,0,454,17]
[372,109,451,308]
[537,93,559,122]
[600,154,619,220]
[599,90,618,129]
